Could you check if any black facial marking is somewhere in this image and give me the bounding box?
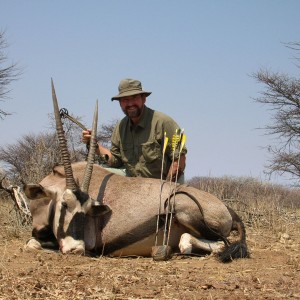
[56,203,85,241]
[56,205,67,239]
[74,189,90,206]
[66,212,85,240]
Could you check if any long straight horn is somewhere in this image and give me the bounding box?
[81,100,98,193]
[51,78,77,191]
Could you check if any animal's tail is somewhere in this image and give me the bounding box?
[217,206,250,263]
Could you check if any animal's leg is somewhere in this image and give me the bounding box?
[25,227,59,251]
[25,236,59,251]
[179,233,224,254]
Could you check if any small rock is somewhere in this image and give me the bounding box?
[280,233,291,243]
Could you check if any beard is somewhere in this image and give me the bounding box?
[122,105,143,118]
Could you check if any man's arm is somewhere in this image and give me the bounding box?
[82,130,113,164]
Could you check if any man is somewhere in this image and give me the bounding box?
[82,78,187,183]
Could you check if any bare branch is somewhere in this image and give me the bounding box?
[0,30,22,118]
[252,44,300,183]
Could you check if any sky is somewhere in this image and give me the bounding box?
[0,0,300,185]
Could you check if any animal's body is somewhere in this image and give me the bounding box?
[25,161,248,262]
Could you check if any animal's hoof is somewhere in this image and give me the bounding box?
[151,245,172,261]
[24,238,42,251]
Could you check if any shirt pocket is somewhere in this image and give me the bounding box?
[141,141,162,163]
[120,143,134,163]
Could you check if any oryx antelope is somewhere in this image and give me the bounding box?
[24,81,249,262]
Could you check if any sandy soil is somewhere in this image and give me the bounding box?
[0,219,299,300]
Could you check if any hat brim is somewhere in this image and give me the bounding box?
[111,90,151,101]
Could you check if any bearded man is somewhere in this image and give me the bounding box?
[82,78,187,183]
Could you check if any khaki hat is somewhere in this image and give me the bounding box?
[111,78,151,101]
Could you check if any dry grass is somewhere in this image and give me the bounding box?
[0,176,299,299]
[0,194,31,241]
[188,176,300,234]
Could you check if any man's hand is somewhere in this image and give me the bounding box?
[166,155,186,182]
[82,129,92,144]
[82,131,111,163]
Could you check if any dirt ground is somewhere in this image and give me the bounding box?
[0,222,299,300]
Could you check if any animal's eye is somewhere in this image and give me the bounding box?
[61,202,68,208]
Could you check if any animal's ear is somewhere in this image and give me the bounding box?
[24,184,47,200]
[88,203,111,217]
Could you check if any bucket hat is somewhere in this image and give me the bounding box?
[111,78,151,101]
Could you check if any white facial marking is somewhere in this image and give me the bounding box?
[62,189,78,212]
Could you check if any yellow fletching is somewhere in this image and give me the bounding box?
[163,136,169,153]
[180,134,186,152]
[171,129,180,151]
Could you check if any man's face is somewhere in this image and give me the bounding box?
[119,94,146,119]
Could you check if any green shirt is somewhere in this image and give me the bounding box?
[109,106,187,179]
